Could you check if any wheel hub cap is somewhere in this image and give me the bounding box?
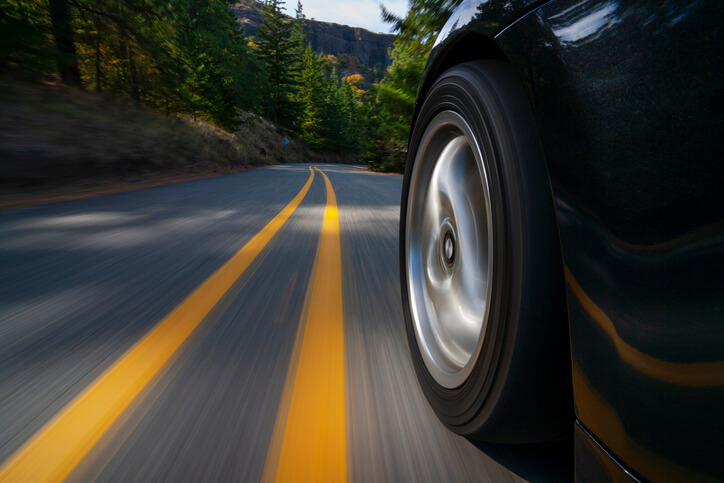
[406,111,494,389]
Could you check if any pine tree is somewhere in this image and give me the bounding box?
[256,0,297,126]
[296,45,327,148]
[3,0,263,131]
[339,79,359,150]
[376,38,426,148]
[291,0,309,50]
[290,1,308,75]
[358,0,463,171]
[322,67,346,150]
[177,0,262,128]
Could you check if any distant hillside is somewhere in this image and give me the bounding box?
[230,1,394,74]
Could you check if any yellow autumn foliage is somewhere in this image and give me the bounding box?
[345,74,364,87]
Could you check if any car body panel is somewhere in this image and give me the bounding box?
[413,0,546,123]
[420,0,724,480]
[433,0,543,47]
[575,421,640,483]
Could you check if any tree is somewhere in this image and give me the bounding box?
[381,0,461,48]
[177,0,262,128]
[49,0,81,86]
[256,0,298,126]
[1,0,362,149]
[295,45,326,148]
[1,0,56,76]
[375,37,426,149]
[339,78,359,150]
[358,0,463,171]
[292,45,359,152]
[290,0,309,53]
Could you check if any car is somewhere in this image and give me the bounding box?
[398,0,723,480]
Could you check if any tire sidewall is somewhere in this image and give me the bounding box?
[400,60,561,439]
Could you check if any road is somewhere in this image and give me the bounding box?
[0,164,563,481]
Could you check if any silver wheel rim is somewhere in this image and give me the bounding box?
[406,110,494,389]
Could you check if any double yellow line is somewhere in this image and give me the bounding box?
[0,167,347,482]
[264,168,346,482]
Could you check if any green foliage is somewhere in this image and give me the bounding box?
[357,86,403,172]
[176,0,263,129]
[381,0,461,48]
[293,45,358,151]
[2,0,262,131]
[1,1,60,77]
[338,79,359,150]
[255,0,300,126]
[295,45,326,148]
[253,0,359,152]
[358,0,462,172]
[376,37,426,147]
[1,0,361,154]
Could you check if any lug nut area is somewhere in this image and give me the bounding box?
[442,230,455,267]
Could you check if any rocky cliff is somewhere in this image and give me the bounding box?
[230,2,394,69]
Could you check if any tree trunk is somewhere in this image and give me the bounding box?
[117,0,140,103]
[126,42,140,102]
[48,0,82,87]
[94,38,102,91]
[94,13,102,91]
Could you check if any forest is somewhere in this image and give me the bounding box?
[0,0,461,173]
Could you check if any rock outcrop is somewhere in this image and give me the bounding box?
[229,2,394,69]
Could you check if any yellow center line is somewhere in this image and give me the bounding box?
[0,168,316,483]
[268,167,346,482]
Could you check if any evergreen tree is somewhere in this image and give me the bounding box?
[381,0,461,47]
[294,46,359,151]
[3,0,264,130]
[256,0,297,126]
[177,0,262,128]
[2,0,360,152]
[321,66,346,149]
[287,0,309,128]
[339,79,359,150]
[291,0,309,51]
[375,38,426,149]
[358,0,462,171]
[296,45,327,148]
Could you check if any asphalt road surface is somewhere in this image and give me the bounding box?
[0,164,569,482]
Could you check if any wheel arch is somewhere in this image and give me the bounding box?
[412,33,508,133]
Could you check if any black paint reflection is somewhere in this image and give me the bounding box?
[549,1,621,46]
[494,0,723,480]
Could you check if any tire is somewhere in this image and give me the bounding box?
[400,60,572,443]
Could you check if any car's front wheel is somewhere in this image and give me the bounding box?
[400,60,572,443]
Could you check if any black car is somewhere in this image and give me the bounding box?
[399,0,723,480]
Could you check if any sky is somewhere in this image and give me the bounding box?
[295,0,409,34]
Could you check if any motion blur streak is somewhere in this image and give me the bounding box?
[0,168,316,483]
[270,167,346,482]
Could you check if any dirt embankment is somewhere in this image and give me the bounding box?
[0,79,356,209]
